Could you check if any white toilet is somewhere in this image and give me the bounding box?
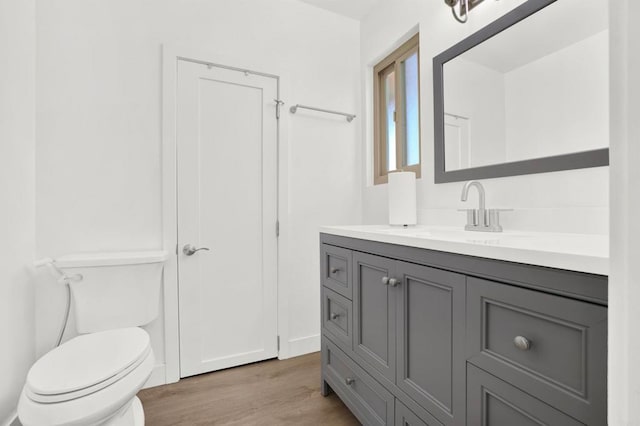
[18,251,167,426]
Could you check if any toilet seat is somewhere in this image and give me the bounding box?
[25,328,151,404]
[18,328,154,426]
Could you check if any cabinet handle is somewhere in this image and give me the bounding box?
[513,336,531,351]
[330,312,340,320]
[345,377,355,386]
[382,276,400,287]
[330,267,341,274]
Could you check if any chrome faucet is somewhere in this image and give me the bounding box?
[460,181,507,232]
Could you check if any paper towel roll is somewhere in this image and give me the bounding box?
[388,171,417,226]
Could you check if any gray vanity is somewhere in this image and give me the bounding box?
[321,0,610,422]
[319,229,607,426]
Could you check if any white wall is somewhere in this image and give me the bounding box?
[444,58,506,168]
[505,31,609,162]
[35,0,361,383]
[609,0,640,424]
[0,0,36,420]
[361,0,608,235]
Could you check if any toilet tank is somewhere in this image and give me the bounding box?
[56,251,168,334]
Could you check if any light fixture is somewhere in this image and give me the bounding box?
[444,0,484,23]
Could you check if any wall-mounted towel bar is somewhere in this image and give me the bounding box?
[289,104,356,122]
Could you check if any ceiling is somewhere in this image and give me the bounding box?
[297,0,382,20]
[457,0,608,73]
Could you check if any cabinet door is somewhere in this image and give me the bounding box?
[353,252,396,382]
[467,364,583,426]
[396,261,466,426]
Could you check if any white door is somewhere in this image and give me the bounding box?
[176,60,278,378]
[444,113,470,171]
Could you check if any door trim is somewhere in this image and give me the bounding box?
[162,44,289,384]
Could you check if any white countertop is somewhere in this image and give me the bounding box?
[319,225,609,275]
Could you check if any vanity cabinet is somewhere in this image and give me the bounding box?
[320,233,608,426]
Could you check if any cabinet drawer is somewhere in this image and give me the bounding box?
[321,244,353,299]
[396,400,443,426]
[467,364,583,426]
[467,277,607,425]
[322,288,352,350]
[322,338,394,426]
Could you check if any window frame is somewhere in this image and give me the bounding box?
[373,33,421,185]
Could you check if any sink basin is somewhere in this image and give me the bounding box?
[368,226,532,245]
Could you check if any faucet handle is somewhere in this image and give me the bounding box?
[458,208,479,227]
[486,208,513,231]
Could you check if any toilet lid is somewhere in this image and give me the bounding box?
[26,327,150,402]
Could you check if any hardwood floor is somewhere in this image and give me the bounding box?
[138,352,359,426]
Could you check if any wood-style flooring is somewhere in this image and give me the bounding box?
[138,352,359,426]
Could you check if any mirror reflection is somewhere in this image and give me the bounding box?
[442,0,608,172]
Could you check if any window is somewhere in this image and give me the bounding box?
[373,34,421,185]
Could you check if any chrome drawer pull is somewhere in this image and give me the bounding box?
[330,312,340,320]
[382,276,400,287]
[514,335,531,351]
[345,377,355,386]
[330,267,341,274]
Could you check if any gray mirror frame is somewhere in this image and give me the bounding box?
[433,0,609,184]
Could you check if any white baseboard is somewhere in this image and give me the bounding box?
[143,363,167,389]
[285,334,320,359]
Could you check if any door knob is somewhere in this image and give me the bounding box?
[183,244,210,256]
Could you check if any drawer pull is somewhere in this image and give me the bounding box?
[513,335,531,351]
[330,267,341,274]
[330,312,340,320]
[382,276,400,287]
[345,377,355,386]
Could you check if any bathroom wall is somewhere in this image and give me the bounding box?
[361,0,609,235]
[444,58,506,168]
[609,0,640,423]
[505,31,609,162]
[0,0,36,420]
[35,0,361,384]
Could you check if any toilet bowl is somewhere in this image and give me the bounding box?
[18,327,154,426]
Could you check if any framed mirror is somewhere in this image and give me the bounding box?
[433,0,609,183]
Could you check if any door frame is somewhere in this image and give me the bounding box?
[162,44,291,384]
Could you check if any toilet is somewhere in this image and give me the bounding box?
[18,251,167,426]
